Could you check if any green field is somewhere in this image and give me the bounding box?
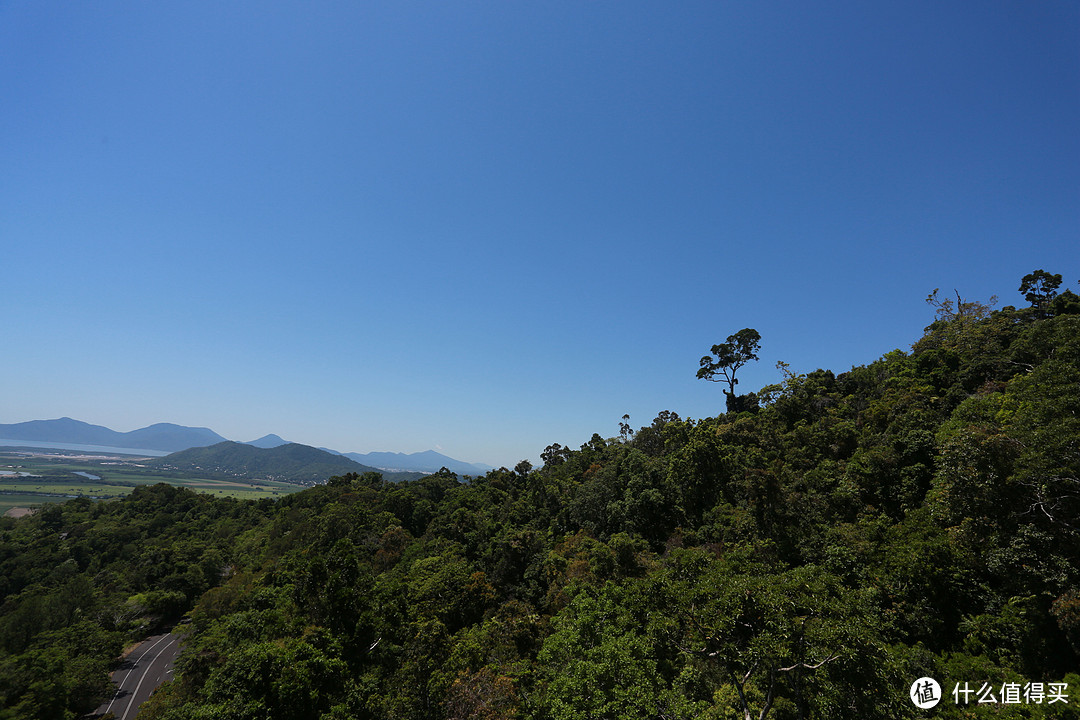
[0,452,302,515]
[0,493,72,515]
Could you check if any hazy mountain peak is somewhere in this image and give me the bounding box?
[246,434,289,449]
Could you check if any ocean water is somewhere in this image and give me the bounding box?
[0,439,169,457]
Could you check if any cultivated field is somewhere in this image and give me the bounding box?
[0,450,302,514]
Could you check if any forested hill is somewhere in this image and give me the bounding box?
[146,441,423,484]
[1,272,1078,720]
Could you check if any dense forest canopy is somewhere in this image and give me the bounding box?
[1,272,1078,719]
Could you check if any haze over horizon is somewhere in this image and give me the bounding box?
[0,416,495,474]
[3,1,1077,469]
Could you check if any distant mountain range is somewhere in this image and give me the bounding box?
[248,434,493,475]
[0,418,493,475]
[0,417,226,453]
[337,450,493,476]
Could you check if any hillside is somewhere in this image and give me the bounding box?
[147,441,420,484]
[0,418,227,453]
[1,272,1078,720]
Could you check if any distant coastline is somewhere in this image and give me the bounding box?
[0,439,168,457]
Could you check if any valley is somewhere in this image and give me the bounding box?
[0,449,301,515]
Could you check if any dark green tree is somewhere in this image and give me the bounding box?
[698,329,761,413]
[540,443,570,467]
[1019,269,1062,317]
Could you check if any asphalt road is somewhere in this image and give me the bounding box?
[93,631,183,720]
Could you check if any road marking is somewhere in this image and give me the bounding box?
[121,633,180,720]
[101,634,174,720]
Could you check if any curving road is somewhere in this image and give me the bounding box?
[93,631,183,719]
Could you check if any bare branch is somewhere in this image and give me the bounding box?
[778,654,840,673]
[741,658,760,686]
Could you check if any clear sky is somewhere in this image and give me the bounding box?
[2,1,1077,468]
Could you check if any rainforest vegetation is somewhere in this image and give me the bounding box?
[1,271,1078,719]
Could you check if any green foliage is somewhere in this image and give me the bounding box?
[148,441,421,485]
[536,582,687,720]
[3,273,1078,718]
[1019,269,1063,317]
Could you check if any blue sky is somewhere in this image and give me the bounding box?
[2,1,1077,468]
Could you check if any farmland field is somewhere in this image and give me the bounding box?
[0,450,302,514]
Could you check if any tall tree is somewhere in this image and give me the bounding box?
[697,329,761,412]
[1019,269,1062,317]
